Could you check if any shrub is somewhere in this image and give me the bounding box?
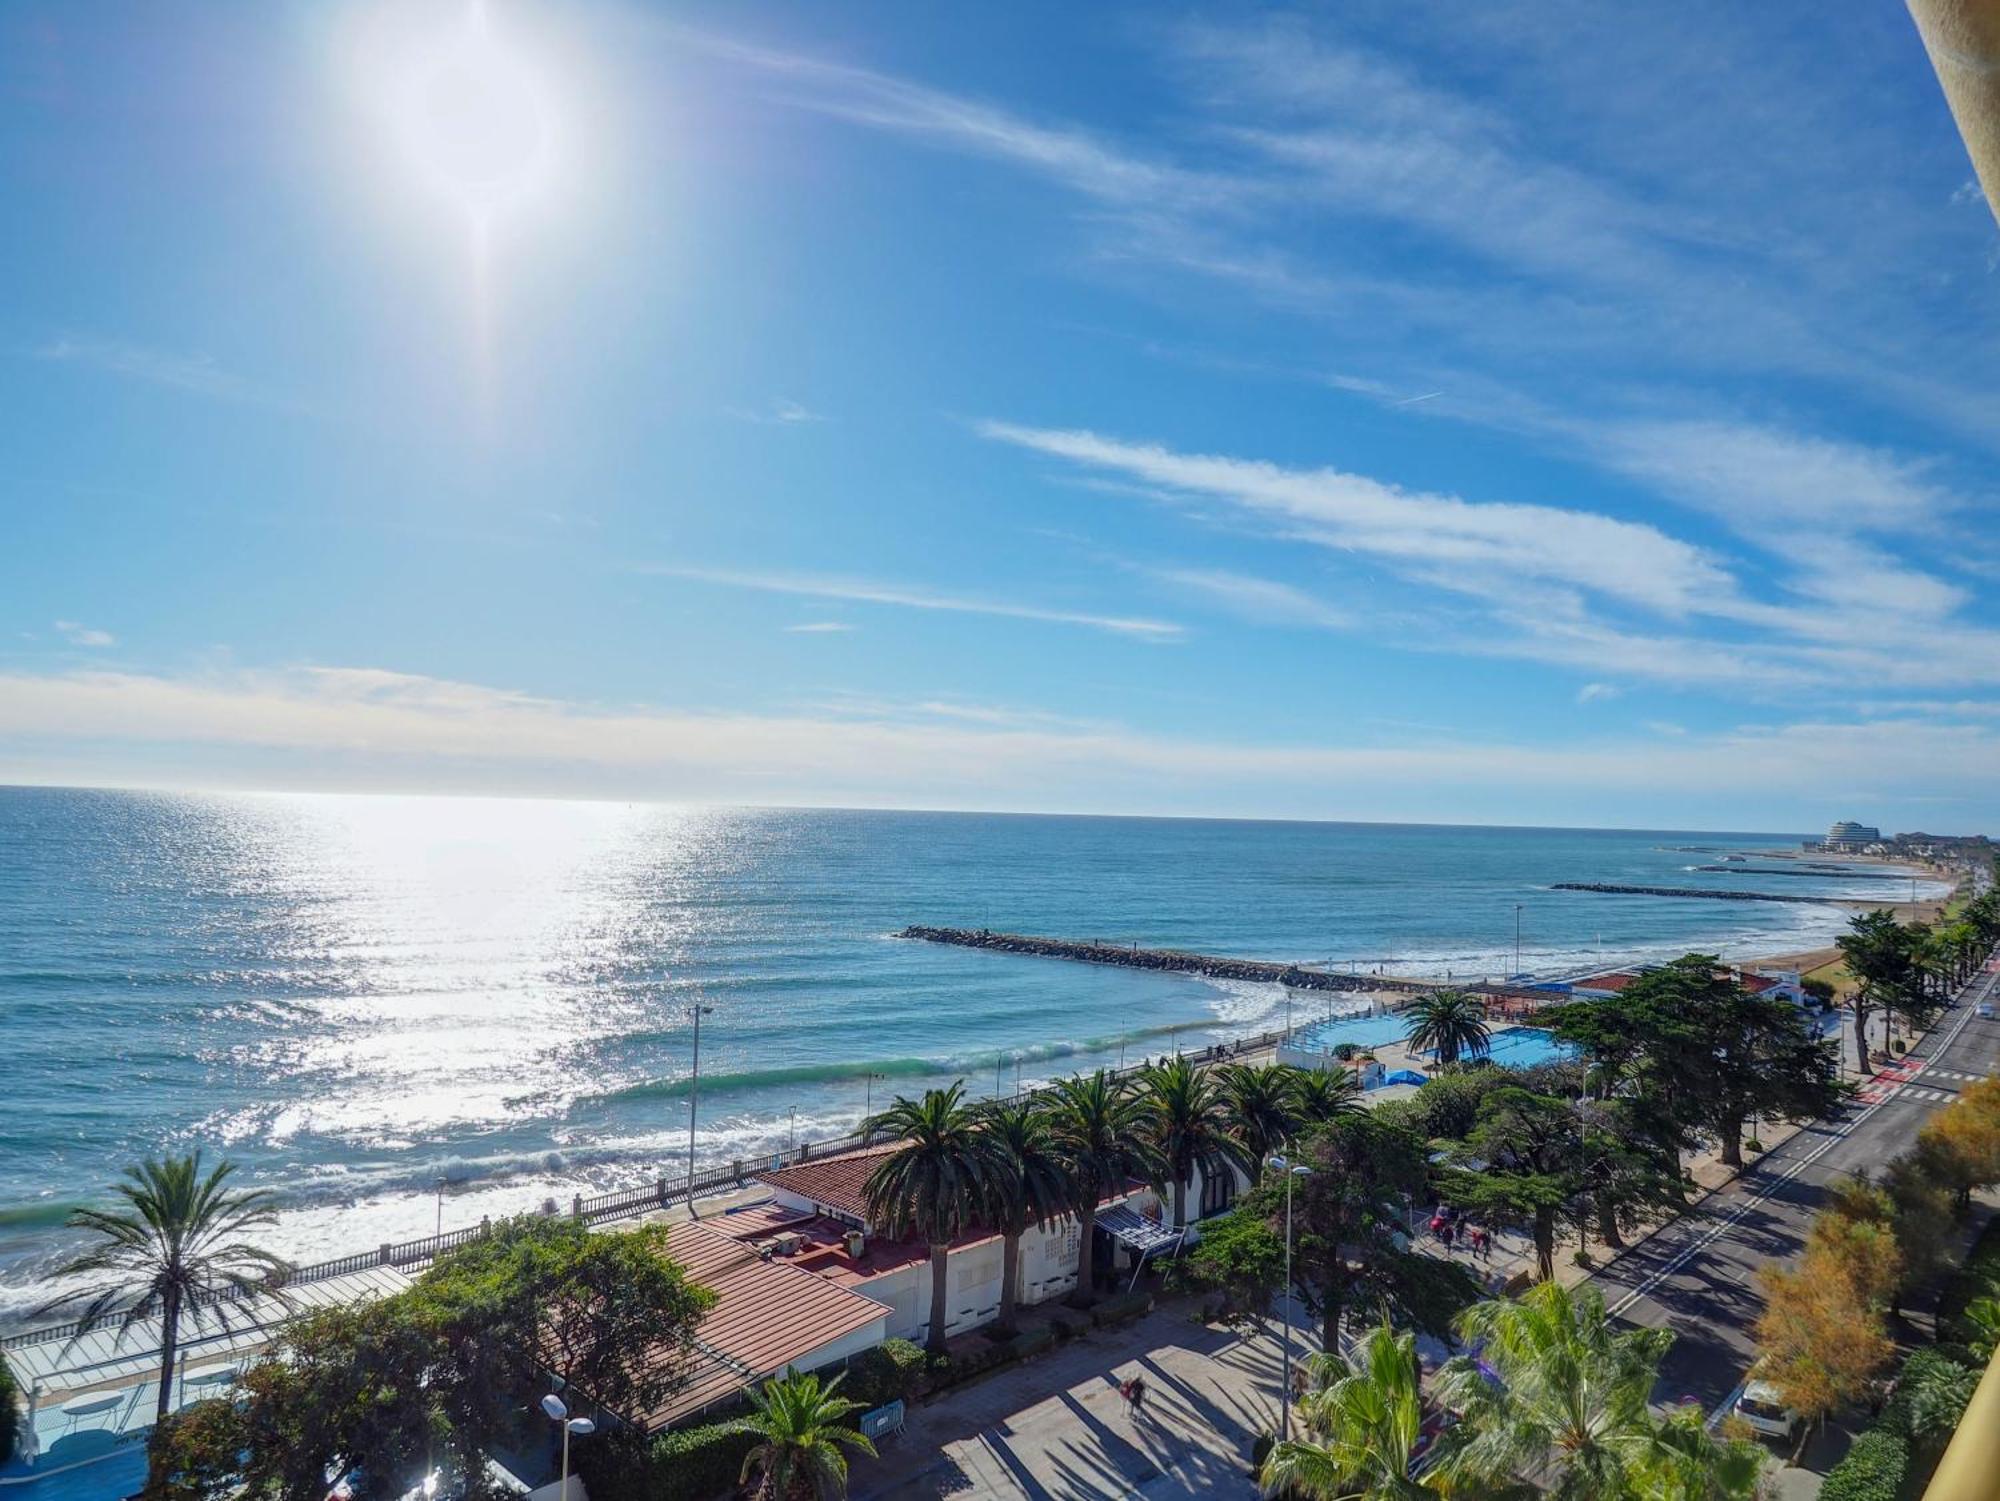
[578,1422,761,1501]
[1008,1326,1055,1359]
[1333,1042,1358,1062]
[843,1337,926,1407]
[1817,1428,1908,1501]
[1744,1137,1764,1155]
[0,1356,15,1467]
[144,1399,245,1501]
[1091,1290,1153,1328]
[1048,1313,1080,1341]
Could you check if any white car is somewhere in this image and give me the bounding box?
[1977,1002,1996,1020]
[1734,1379,1802,1442]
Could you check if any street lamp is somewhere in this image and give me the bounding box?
[686,1004,715,1219]
[1267,1153,1313,1442]
[434,1176,446,1239]
[863,1072,885,1122]
[540,1393,595,1500]
[788,1103,798,1155]
[1514,904,1524,978]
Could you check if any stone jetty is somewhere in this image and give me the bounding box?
[1694,865,1882,880]
[898,926,1437,994]
[1550,882,1842,905]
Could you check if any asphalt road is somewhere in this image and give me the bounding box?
[1587,954,2000,1415]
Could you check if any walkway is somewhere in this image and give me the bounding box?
[851,1305,1285,1500]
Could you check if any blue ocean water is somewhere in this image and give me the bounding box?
[0,787,1942,1316]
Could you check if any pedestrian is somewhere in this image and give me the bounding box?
[1128,1375,1147,1416]
[1472,1225,1490,1261]
[1438,1222,1455,1252]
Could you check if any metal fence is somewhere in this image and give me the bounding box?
[0,1020,1304,1353]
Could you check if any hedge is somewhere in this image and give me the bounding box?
[1817,1428,1908,1501]
[843,1337,927,1408]
[576,1422,761,1501]
[1091,1290,1153,1329]
[0,1355,14,1467]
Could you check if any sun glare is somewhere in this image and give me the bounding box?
[395,2,552,219]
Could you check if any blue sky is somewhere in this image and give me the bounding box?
[3,0,2000,829]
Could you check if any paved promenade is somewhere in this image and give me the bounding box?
[850,1304,1284,1501]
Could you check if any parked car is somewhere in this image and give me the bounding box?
[1733,1378,1802,1443]
[1976,1002,1995,1020]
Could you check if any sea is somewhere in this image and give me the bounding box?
[0,786,1948,1322]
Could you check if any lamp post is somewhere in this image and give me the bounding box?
[687,1004,714,1218]
[863,1072,885,1122]
[1514,904,1524,978]
[434,1176,446,1239]
[1268,1154,1313,1442]
[541,1393,595,1500]
[788,1104,798,1155]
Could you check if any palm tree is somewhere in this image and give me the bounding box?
[1138,1056,1253,1230]
[1403,991,1491,1068]
[977,1100,1074,1334]
[42,1152,289,1422]
[1434,1282,1752,1500]
[1041,1070,1162,1307]
[1291,1067,1364,1124]
[728,1369,877,1501]
[863,1083,1004,1354]
[1215,1062,1299,1164]
[1262,1324,1524,1500]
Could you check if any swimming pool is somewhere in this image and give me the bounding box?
[1480,1026,1577,1069]
[1289,1011,1408,1053]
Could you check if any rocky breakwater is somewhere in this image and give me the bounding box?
[1551,883,1843,905]
[897,926,1433,993]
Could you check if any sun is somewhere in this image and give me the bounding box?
[393,1,553,220]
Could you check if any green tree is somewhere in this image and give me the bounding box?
[1214,1061,1300,1164]
[1171,1205,1284,1325]
[1041,1070,1162,1308]
[413,1216,715,1427]
[976,1099,1073,1334]
[1436,1282,1755,1500]
[1261,1112,1477,1352]
[1444,1086,1584,1281]
[1261,1323,1524,1500]
[143,1397,245,1501]
[1837,910,1918,1077]
[726,1370,876,1501]
[1291,1067,1364,1125]
[1136,1055,1252,1229]
[1403,990,1492,1068]
[864,1083,1004,1354]
[42,1152,289,1423]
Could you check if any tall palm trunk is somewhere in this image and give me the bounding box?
[997,1225,1022,1333]
[1320,1284,1342,1355]
[1533,1206,1556,1282]
[926,1241,951,1355]
[1070,1201,1098,1307]
[155,1282,182,1422]
[1171,1172,1188,1230]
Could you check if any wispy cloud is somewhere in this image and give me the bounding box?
[52,620,115,648]
[4,664,1998,820]
[1576,682,1621,704]
[1151,568,1350,630]
[726,399,828,425]
[645,564,1184,641]
[783,621,854,634]
[36,336,302,412]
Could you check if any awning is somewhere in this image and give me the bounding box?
[1096,1205,1185,1257]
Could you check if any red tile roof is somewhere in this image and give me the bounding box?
[1578,971,1642,992]
[757,1143,903,1223]
[635,1220,889,1431]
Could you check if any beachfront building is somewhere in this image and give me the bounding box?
[741,1144,1174,1347]
[1806,820,1884,852]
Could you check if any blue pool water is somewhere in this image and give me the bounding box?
[1481,1025,1578,1068]
[1290,1012,1409,1053]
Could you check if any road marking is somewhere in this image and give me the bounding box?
[1605,966,1996,1320]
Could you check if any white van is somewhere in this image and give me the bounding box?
[1734,1379,1802,1442]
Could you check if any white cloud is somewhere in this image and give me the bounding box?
[53,620,115,648]
[1152,568,1350,630]
[727,399,827,424]
[980,420,1729,616]
[37,337,302,412]
[783,621,854,634]
[1576,683,1621,704]
[3,664,1998,822]
[646,564,1184,641]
